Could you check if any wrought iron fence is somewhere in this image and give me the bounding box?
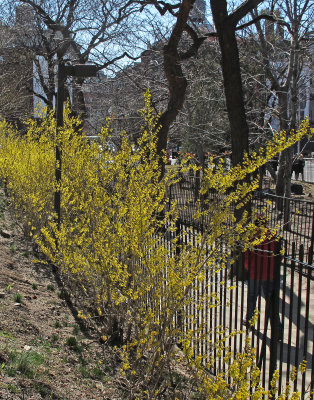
[167,175,314,265]
[165,175,314,398]
[169,222,313,398]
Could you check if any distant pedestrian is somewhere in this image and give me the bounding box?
[294,154,305,181]
[243,216,282,335]
[270,157,278,172]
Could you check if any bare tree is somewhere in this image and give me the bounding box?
[175,41,230,165]
[0,50,34,122]
[2,0,151,123]
[250,0,313,214]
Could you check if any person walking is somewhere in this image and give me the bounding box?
[294,154,305,181]
[242,216,282,335]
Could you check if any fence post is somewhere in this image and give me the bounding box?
[283,197,291,232]
[54,62,66,230]
[194,170,200,202]
[269,239,282,387]
[175,219,181,257]
[175,219,183,340]
[168,183,172,210]
[308,211,314,265]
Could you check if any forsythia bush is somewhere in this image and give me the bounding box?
[0,93,311,399]
[0,113,55,236]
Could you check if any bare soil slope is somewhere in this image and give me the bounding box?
[0,195,121,399]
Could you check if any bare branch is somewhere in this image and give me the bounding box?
[229,0,264,26]
[236,13,292,34]
[139,0,181,16]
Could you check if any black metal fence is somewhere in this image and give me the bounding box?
[167,175,314,265]
[166,176,314,398]
[171,222,313,398]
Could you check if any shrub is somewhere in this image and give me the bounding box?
[0,111,55,237]
[0,92,311,398]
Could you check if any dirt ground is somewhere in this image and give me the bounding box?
[0,192,122,399]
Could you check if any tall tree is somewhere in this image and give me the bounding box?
[209,0,267,167]
[3,0,147,121]
[251,0,313,207]
[155,0,196,166]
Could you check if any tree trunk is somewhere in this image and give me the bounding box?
[210,1,249,167]
[156,0,195,174]
[210,0,250,223]
[275,91,293,229]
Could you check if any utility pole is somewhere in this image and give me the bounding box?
[54,63,98,228]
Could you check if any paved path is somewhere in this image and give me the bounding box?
[188,267,314,397]
[235,277,314,396]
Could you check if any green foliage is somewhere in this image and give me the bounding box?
[77,364,105,379]
[54,320,62,329]
[12,293,22,303]
[50,334,59,343]
[9,242,17,254]
[65,336,77,347]
[57,289,66,299]
[34,381,56,398]
[0,329,15,340]
[5,284,13,292]
[72,324,80,336]
[0,194,7,220]
[6,383,19,394]
[6,350,44,378]
[65,336,82,352]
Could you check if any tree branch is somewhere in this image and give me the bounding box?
[139,0,181,16]
[236,13,292,34]
[229,0,264,26]
[97,52,141,69]
[178,24,207,60]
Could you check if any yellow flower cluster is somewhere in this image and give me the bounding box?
[0,108,55,236]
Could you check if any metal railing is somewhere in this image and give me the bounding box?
[167,175,314,265]
[169,222,314,398]
[165,175,314,398]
